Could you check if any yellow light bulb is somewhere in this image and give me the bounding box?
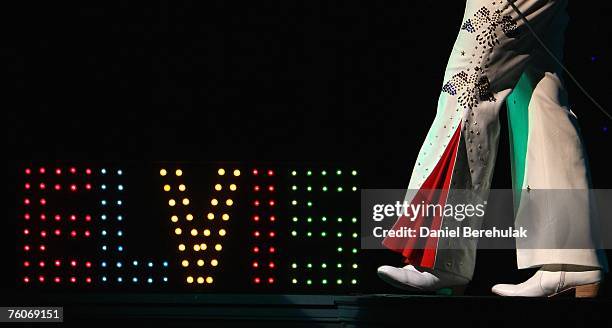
[160,169,167,176]
[190,229,198,236]
[186,214,193,221]
[168,199,176,207]
[218,168,225,176]
[178,184,186,191]
[222,214,230,221]
[200,243,207,250]
[206,277,213,284]
[186,276,194,284]
[181,260,189,267]
[207,213,215,220]
[171,215,179,223]
[175,169,183,176]
[182,198,190,205]
[197,259,204,267]
[229,184,237,191]
[219,229,226,236]
[226,199,233,206]
[215,184,222,191]
[233,169,240,177]
[193,244,200,251]
[163,184,171,192]
[197,277,204,284]
[174,228,182,235]
[211,259,218,266]
[215,244,222,251]
[211,199,218,206]
[178,244,186,251]
[203,229,211,237]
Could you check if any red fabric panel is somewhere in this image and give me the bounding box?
[381,123,462,268]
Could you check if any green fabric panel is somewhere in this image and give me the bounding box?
[507,73,533,214]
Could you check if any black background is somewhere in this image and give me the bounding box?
[3,1,612,296]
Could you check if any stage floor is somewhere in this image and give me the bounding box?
[6,292,612,327]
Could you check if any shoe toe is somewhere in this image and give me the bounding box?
[491,284,515,296]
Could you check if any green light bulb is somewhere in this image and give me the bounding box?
[307,232,312,237]
[352,263,358,269]
[307,263,312,268]
[291,200,297,206]
[307,217,312,223]
[352,248,358,254]
[292,217,298,222]
[321,263,327,268]
[291,170,297,176]
[307,186,312,191]
[322,186,328,192]
[307,170,312,176]
[337,187,343,192]
[337,279,343,284]
[292,263,297,269]
[321,231,327,237]
[337,217,343,223]
[352,232,358,238]
[337,232,342,238]
[292,185,297,191]
[307,279,312,285]
[291,230,297,236]
[351,279,357,285]
[351,170,357,176]
[337,263,342,268]
[307,201,312,207]
[336,170,342,175]
[352,217,357,223]
[292,278,297,284]
[352,186,357,191]
[322,279,328,284]
[337,247,343,252]
[321,170,327,176]
[321,216,327,222]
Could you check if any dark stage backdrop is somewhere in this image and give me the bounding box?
[3,1,612,295]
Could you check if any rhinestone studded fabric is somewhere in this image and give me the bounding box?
[442,5,518,111]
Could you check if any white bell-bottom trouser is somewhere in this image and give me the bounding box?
[383,0,608,280]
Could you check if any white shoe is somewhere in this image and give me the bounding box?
[377,264,469,292]
[492,267,602,298]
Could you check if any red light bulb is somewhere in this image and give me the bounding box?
[39,245,46,251]
[54,215,61,221]
[40,231,47,238]
[85,168,92,175]
[253,246,260,253]
[24,213,30,220]
[254,231,260,237]
[268,185,275,192]
[269,246,275,253]
[85,261,92,268]
[268,200,275,206]
[254,185,260,192]
[252,262,259,268]
[70,215,76,221]
[85,183,92,190]
[40,214,46,221]
[70,184,77,192]
[253,215,260,222]
[267,170,274,176]
[23,277,30,283]
[24,183,30,189]
[54,229,61,236]
[54,184,61,190]
[252,169,259,176]
[23,229,29,235]
[85,215,91,222]
[25,168,31,175]
[24,245,30,251]
[269,262,275,269]
[55,168,61,175]
[85,277,92,284]
[70,260,76,267]
[38,275,45,283]
[269,216,276,222]
[70,277,76,283]
[39,183,46,190]
[40,198,46,205]
[24,198,30,205]
[70,167,76,174]
[39,167,46,174]
[23,261,30,267]
[254,277,261,284]
[70,230,77,238]
[54,260,61,267]
[84,230,90,237]
[268,277,275,284]
[39,261,45,268]
[54,277,61,283]
[269,231,276,238]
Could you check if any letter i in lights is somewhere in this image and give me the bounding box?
[251,168,277,286]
